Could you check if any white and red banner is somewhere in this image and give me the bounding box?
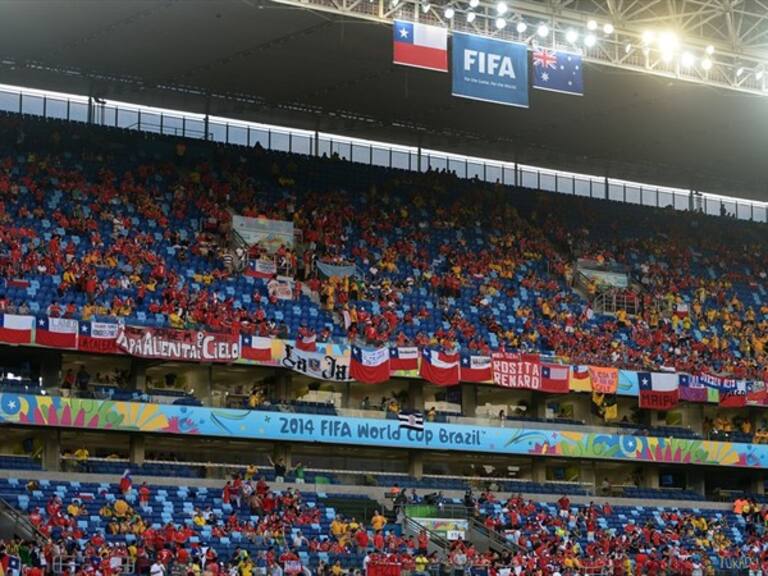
[350,345,391,384]
[240,335,273,361]
[419,349,460,387]
[491,352,542,390]
[389,346,419,371]
[116,326,240,363]
[540,363,570,394]
[638,372,679,411]
[35,317,78,349]
[280,344,352,382]
[0,314,33,345]
[460,355,492,383]
[393,20,448,72]
[78,321,119,354]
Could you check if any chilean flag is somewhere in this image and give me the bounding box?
[638,372,679,411]
[350,345,391,384]
[393,20,448,72]
[389,346,419,371]
[460,355,492,382]
[240,335,273,361]
[0,314,34,345]
[35,317,78,349]
[78,321,119,354]
[295,334,317,352]
[419,349,460,387]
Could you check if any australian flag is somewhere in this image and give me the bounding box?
[532,48,583,96]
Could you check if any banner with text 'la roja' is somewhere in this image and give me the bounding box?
[491,352,541,390]
[451,32,529,108]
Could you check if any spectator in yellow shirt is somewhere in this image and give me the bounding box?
[371,511,387,531]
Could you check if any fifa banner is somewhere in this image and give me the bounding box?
[116,326,240,363]
[451,32,529,108]
[491,352,541,389]
[232,215,294,251]
[280,343,353,382]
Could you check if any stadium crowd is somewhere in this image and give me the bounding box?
[0,114,767,381]
[7,473,768,576]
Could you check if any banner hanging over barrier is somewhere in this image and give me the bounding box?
[116,326,240,363]
[232,215,294,251]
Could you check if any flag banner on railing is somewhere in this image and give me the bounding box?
[245,258,277,278]
[36,317,78,349]
[419,349,460,386]
[569,365,592,392]
[78,321,120,354]
[451,32,529,108]
[460,355,492,383]
[116,326,240,363]
[638,372,679,410]
[350,345,391,384]
[240,335,273,362]
[0,314,33,345]
[532,48,584,96]
[590,366,618,394]
[491,352,541,389]
[679,374,708,403]
[541,363,570,393]
[279,344,352,382]
[389,346,419,371]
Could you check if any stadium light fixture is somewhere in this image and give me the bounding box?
[587,19,597,31]
[625,43,632,54]
[496,1,507,15]
[565,29,578,44]
[466,11,475,22]
[444,6,454,18]
[516,21,527,34]
[422,2,430,12]
[537,23,549,38]
[584,33,597,47]
[603,23,614,35]
[681,52,695,68]
[642,30,656,45]
[391,0,399,7]
[757,69,764,80]
[701,57,712,71]
[495,17,506,29]
[705,45,715,56]
[468,0,479,7]
[736,67,744,77]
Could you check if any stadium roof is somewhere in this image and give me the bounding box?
[1,0,768,200]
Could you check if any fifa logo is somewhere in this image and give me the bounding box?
[463,49,516,78]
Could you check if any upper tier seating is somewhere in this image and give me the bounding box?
[0,113,766,380]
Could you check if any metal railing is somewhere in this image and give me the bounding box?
[0,82,767,224]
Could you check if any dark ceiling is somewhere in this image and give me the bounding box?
[1,0,768,199]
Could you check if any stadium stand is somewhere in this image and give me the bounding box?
[0,112,766,382]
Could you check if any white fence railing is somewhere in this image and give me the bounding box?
[0,82,767,223]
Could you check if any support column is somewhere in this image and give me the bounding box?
[750,475,765,495]
[408,381,425,412]
[408,451,423,480]
[272,443,292,471]
[129,435,146,466]
[687,471,706,497]
[340,382,352,409]
[40,350,62,390]
[461,384,477,417]
[273,370,292,403]
[642,466,659,489]
[42,431,60,472]
[128,359,149,392]
[531,459,546,483]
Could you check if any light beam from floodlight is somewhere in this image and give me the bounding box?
[516,21,527,34]
[565,29,578,44]
[584,33,596,47]
[496,1,507,15]
[705,45,715,55]
[495,17,506,29]
[537,23,549,37]
[701,58,712,71]
[444,6,454,18]
[603,23,614,35]
[466,11,475,22]
[681,52,695,67]
[468,0,479,7]
[587,19,597,31]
